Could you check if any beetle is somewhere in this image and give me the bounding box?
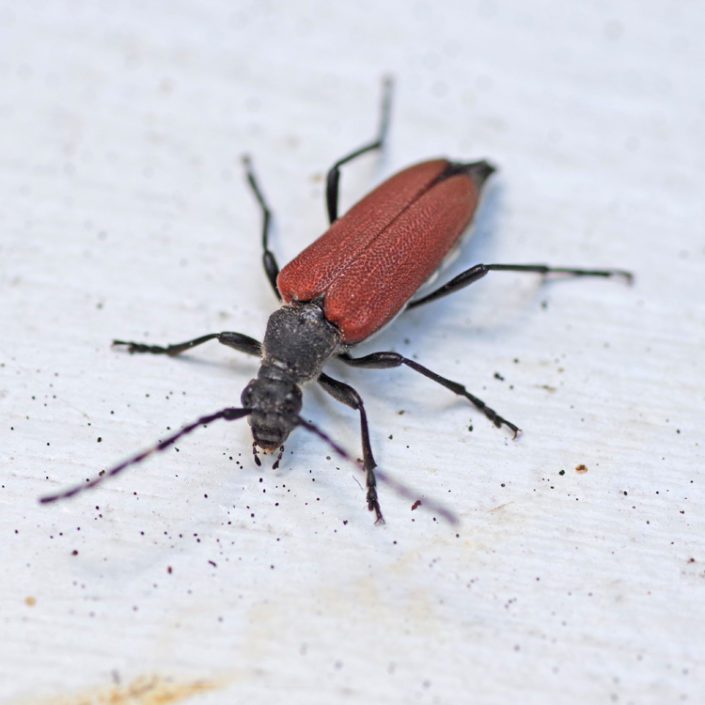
[40,79,631,523]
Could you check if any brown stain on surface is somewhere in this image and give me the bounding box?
[575,464,589,474]
[13,675,220,705]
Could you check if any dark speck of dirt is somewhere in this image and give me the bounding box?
[208,560,217,568]
[411,499,422,511]
[494,372,505,381]
[687,558,696,564]
[71,549,79,556]
[558,469,565,476]
[167,566,173,574]
[575,464,588,474]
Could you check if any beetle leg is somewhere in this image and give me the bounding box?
[317,372,384,523]
[407,262,633,309]
[112,331,262,357]
[325,77,394,224]
[338,351,520,438]
[242,155,281,300]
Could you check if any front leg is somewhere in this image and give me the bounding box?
[113,331,262,357]
[317,372,384,523]
[339,351,520,437]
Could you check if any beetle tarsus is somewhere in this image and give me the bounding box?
[365,462,383,523]
[371,500,386,525]
[112,339,176,355]
[477,401,521,438]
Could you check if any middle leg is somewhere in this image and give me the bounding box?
[339,351,520,437]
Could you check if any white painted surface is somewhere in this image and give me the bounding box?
[1,2,703,703]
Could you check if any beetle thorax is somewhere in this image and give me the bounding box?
[261,302,341,383]
[241,302,341,451]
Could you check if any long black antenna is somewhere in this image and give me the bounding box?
[39,407,251,504]
[296,415,357,464]
[296,415,458,525]
[374,467,459,526]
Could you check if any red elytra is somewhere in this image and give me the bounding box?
[277,159,489,343]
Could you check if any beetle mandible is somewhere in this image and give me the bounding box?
[40,79,631,523]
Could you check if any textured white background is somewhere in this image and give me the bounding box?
[1,2,704,704]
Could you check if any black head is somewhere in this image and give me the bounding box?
[241,374,303,451]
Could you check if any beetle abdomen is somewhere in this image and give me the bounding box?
[277,159,493,344]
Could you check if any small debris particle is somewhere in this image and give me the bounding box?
[558,469,565,476]
[71,549,79,556]
[167,566,173,574]
[575,464,588,474]
[411,499,422,511]
[25,596,36,607]
[494,372,505,381]
[208,560,217,568]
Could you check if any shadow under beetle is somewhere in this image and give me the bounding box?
[40,79,632,523]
